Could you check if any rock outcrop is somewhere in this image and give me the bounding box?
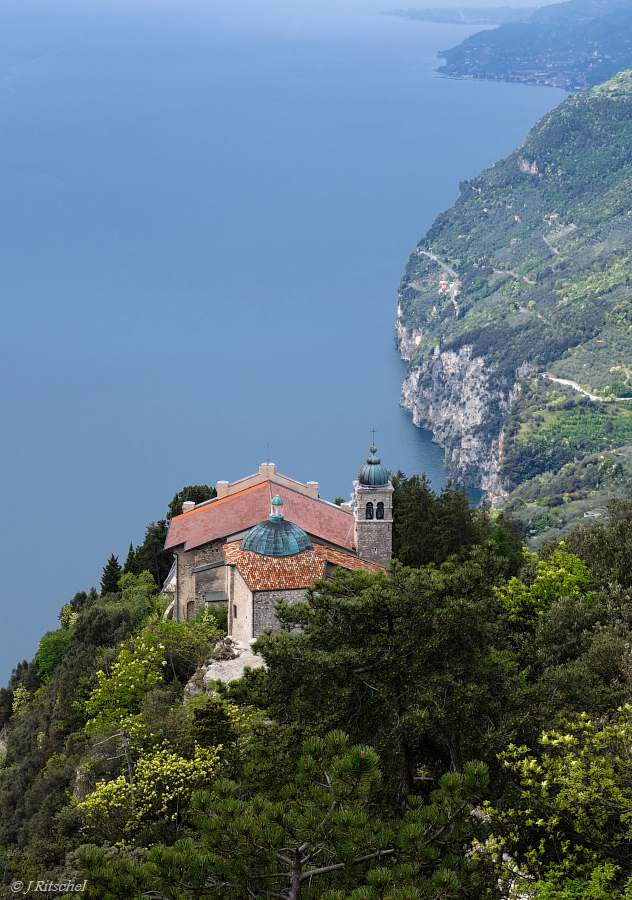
[396,305,424,361]
[398,323,530,505]
[185,639,266,698]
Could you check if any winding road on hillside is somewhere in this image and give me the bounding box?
[543,373,631,402]
[418,249,460,317]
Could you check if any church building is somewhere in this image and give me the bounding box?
[163,445,393,642]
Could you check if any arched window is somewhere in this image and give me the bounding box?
[376,501,384,520]
[365,502,374,520]
[186,600,195,621]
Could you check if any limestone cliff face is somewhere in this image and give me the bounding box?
[397,321,529,505]
[396,305,423,361]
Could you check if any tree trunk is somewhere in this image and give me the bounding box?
[397,738,416,808]
[287,850,303,900]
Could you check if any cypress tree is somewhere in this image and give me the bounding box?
[100,553,123,594]
[133,520,172,588]
[123,542,137,575]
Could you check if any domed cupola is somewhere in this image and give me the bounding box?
[358,445,389,487]
[241,494,313,557]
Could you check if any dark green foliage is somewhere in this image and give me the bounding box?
[78,734,491,900]
[566,487,632,588]
[246,552,526,805]
[122,520,172,588]
[392,472,487,567]
[7,475,632,896]
[123,542,135,574]
[167,484,216,519]
[0,661,33,729]
[100,553,122,594]
[392,472,523,573]
[204,603,228,633]
[490,510,525,575]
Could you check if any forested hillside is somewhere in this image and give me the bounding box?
[3,479,632,897]
[397,66,632,540]
[437,0,632,91]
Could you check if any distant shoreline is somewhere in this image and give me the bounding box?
[381,7,537,26]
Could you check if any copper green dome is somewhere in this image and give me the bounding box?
[358,445,389,487]
[241,494,313,557]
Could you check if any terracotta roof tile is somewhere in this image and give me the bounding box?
[166,482,355,552]
[222,539,384,593]
[311,542,385,574]
[223,541,326,591]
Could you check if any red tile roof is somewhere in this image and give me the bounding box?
[222,539,384,592]
[165,482,355,552]
[223,541,326,591]
[311,542,384,574]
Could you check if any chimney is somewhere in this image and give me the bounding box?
[306,481,319,499]
[216,480,229,499]
[182,500,196,514]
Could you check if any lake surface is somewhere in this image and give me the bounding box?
[0,0,565,680]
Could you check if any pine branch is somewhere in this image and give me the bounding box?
[298,847,395,881]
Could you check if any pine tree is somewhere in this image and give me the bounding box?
[100,553,123,594]
[79,733,490,899]
[249,549,523,803]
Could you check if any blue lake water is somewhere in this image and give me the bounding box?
[0,0,565,680]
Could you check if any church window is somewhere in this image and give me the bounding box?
[376,502,384,519]
[365,502,374,520]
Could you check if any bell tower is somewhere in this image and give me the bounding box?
[353,442,393,568]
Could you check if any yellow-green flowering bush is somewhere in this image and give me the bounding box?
[495,543,594,626]
[484,706,632,893]
[84,634,165,735]
[78,742,221,837]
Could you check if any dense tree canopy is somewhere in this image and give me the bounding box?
[1,483,632,898]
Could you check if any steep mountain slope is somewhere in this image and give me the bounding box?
[397,68,632,526]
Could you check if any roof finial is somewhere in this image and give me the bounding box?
[371,427,377,454]
[270,493,284,521]
[265,441,271,465]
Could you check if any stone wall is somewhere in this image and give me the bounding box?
[252,588,307,638]
[353,482,394,568]
[173,550,194,623]
[195,542,224,567]
[194,566,227,611]
[228,568,253,644]
[173,540,225,621]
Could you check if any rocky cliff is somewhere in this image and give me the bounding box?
[397,323,529,504]
[395,69,632,510]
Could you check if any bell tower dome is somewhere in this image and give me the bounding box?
[353,442,393,568]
